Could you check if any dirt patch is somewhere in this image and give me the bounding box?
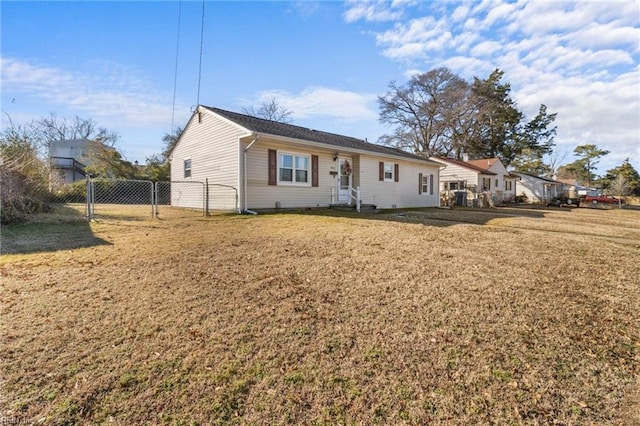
[2,207,639,424]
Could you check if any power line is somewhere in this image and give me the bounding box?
[196,0,205,107]
[170,0,182,130]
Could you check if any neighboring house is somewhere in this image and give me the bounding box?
[556,179,599,197]
[430,156,518,206]
[513,172,565,204]
[49,139,91,186]
[169,106,442,212]
[466,158,519,203]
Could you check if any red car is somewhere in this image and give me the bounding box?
[582,195,625,205]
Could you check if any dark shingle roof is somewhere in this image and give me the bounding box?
[512,172,563,184]
[203,106,439,164]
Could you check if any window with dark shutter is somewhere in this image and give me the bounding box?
[394,164,399,182]
[311,155,318,187]
[418,173,423,194]
[268,149,277,185]
[379,162,384,181]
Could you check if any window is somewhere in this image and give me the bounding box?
[495,179,499,187]
[279,153,309,185]
[505,180,513,191]
[482,177,491,191]
[422,175,429,194]
[379,162,399,182]
[184,159,192,178]
[447,181,466,190]
[384,163,393,181]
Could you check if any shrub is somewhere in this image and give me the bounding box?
[1,196,52,225]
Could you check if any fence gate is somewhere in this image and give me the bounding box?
[88,178,154,220]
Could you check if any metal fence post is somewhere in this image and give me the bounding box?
[85,175,92,220]
[205,178,209,217]
[153,182,158,218]
[148,180,154,219]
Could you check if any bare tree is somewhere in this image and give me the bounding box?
[32,113,119,155]
[378,67,470,156]
[544,147,569,178]
[609,174,629,208]
[161,126,184,159]
[242,98,293,123]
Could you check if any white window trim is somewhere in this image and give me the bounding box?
[183,158,192,179]
[384,163,394,182]
[277,151,311,187]
[422,175,429,194]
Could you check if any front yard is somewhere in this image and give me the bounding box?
[1,207,639,424]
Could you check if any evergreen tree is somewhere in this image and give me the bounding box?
[466,69,523,165]
[602,158,640,195]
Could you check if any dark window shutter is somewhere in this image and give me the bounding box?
[379,162,384,181]
[268,149,277,185]
[430,174,434,195]
[311,155,318,187]
[418,173,423,194]
[394,164,399,182]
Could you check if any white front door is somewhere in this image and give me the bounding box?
[337,158,352,203]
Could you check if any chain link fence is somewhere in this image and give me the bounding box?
[46,178,238,221]
[89,179,155,220]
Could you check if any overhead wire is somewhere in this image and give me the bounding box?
[170,0,182,131]
[196,0,205,108]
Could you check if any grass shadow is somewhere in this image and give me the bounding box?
[1,204,112,255]
[261,205,567,227]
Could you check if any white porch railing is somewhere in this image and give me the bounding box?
[330,185,361,212]
[349,185,361,212]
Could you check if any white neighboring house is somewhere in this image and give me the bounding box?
[512,172,565,204]
[169,106,442,212]
[430,156,518,206]
[49,139,92,186]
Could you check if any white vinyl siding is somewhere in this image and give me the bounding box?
[514,173,564,204]
[359,156,439,209]
[243,140,330,209]
[170,110,244,210]
[436,164,484,192]
[173,108,442,211]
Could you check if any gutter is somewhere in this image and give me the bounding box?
[242,134,259,214]
[244,131,441,166]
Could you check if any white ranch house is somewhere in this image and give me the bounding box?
[170,106,442,212]
[430,156,518,206]
[512,172,565,204]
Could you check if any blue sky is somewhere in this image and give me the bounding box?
[2,0,638,175]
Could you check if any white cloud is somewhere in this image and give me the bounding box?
[0,56,182,129]
[451,5,469,23]
[343,0,406,23]
[289,1,320,19]
[244,87,378,122]
[376,17,453,59]
[344,0,639,173]
[469,40,502,58]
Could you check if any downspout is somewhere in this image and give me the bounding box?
[438,164,447,207]
[242,134,259,214]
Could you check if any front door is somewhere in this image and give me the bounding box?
[337,158,352,203]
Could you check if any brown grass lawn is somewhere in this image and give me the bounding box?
[1,206,639,425]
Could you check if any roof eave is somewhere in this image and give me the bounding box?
[241,131,441,166]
